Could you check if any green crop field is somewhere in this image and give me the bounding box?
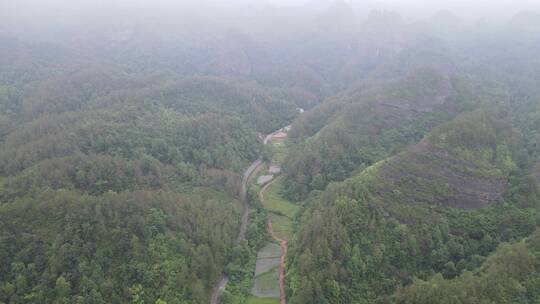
[246,297,280,304]
[271,142,288,164]
[251,267,280,298]
[269,213,294,240]
[262,178,299,218]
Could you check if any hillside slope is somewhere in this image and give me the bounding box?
[286,109,539,304]
[396,228,540,303]
[0,50,300,303]
[283,68,477,199]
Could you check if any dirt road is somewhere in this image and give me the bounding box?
[210,158,263,304]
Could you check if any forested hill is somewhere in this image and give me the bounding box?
[286,107,540,303]
[395,224,540,303]
[0,36,301,303]
[2,1,540,304]
[281,14,540,302]
[283,68,464,199]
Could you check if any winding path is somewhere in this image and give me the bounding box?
[238,159,263,242]
[210,158,262,304]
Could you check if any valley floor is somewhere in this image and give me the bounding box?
[250,133,298,304]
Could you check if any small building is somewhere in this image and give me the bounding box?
[271,131,287,141]
[257,175,274,185]
[268,165,281,174]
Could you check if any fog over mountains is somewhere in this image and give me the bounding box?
[3,1,540,304]
[3,0,540,35]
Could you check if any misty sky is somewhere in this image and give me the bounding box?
[2,0,540,34]
[266,0,540,21]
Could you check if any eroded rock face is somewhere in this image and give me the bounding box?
[380,141,507,209]
[374,70,455,118]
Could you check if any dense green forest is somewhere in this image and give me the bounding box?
[283,16,540,302]
[1,189,241,303]
[0,42,299,302]
[2,1,540,303]
[395,228,540,303]
[285,108,540,303]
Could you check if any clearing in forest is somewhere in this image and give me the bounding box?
[251,128,298,304]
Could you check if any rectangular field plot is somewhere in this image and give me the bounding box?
[251,267,280,298]
[246,296,280,304]
[262,178,299,219]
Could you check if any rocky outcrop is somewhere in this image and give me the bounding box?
[380,140,507,209]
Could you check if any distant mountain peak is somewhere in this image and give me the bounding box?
[315,0,357,32]
[510,10,540,30]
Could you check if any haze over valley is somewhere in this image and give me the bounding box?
[2,1,540,303]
